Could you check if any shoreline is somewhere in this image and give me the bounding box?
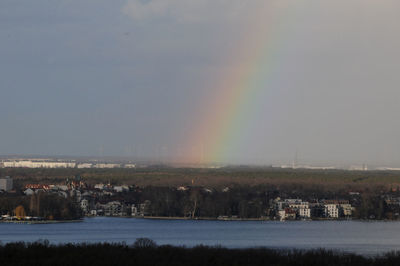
[141,216,272,221]
[107,216,400,222]
[90,216,363,222]
[2,216,397,223]
[0,219,83,224]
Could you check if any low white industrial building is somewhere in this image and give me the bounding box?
[93,163,120,168]
[77,163,93,168]
[2,160,76,168]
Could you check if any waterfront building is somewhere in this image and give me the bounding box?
[81,199,89,213]
[279,208,297,221]
[299,207,311,218]
[324,204,339,218]
[341,204,353,217]
[131,204,138,216]
[288,201,309,210]
[94,184,105,190]
[104,201,127,216]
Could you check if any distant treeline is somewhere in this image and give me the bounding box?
[0,240,400,266]
[4,167,400,191]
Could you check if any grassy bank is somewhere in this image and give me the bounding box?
[1,241,400,266]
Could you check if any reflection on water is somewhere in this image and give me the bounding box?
[1,217,400,255]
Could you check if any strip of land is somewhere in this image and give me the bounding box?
[0,241,399,266]
[1,167,400,221]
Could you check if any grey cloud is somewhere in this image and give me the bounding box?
[122,0,256,23]
[1,0,400,166]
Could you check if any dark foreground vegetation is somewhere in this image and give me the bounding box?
[1,240,400,266]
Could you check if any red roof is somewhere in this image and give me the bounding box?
[25,184,50,190]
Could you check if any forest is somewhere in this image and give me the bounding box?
[3,166,400,190]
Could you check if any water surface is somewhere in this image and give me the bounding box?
[1,217,399,255]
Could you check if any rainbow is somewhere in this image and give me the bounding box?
[182,2,299,164]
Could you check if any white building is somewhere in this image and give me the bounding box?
[131,204,138,216]
[77,163,93,168]
[114,186,129,193]
[81,199,89,213]
[325,204,339,218]
[104,201,127,216]
[94,184,105,190]
[286,199,311,218]
[278,208,296,221]
[0,176,13,191]
[2,160,76,168]
[93,163,120,168]
[24,188,35,196]
[299,207,311,218]
[288,201,309,210]
[276,199,307,211]
[341,204,353,217]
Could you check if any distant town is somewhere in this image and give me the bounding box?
[0,175,358,222]
[2,164,400,222]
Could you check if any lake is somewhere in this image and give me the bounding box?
[1,217,400,255]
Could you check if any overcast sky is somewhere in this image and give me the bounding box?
[1,0,400,166]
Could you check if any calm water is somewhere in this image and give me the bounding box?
[1,217,400,255]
